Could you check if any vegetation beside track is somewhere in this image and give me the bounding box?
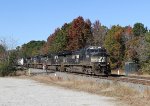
[0,49,18,76]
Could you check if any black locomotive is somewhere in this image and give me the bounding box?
[22,46,111,75]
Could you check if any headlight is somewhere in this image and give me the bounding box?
[91,57,98,62]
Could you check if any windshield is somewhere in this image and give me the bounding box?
[87,49,99,53]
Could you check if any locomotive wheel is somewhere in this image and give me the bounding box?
[60,64,65,72]
[102,67,108,76]
[91,64,97,75]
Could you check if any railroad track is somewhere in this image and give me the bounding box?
[29,68,150,86]
[54,71,150,86]
[114,76,150,86]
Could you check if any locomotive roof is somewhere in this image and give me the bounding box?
[86,46,105,50]
[56,50,72,56]
[33,46,107,57]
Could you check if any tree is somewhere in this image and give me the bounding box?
[39,43,48,55]
[0,44,6,58]
[133,23,147,36]
[123,26,133,41]
[49,28,67,52]
[125,35,148,65]
[46,17,93,52]
[85,19,93,46]
[47,23,71,53]
[20,40,46,57]
[145,32,150,60]
[66,16,92,51]
[141,32,150,74]
[92,20,108,46]
[104,25,124,68]
[0,38,18,76]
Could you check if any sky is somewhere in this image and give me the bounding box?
[0,0,150,47]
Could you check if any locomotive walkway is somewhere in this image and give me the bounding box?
[0,77,117,106]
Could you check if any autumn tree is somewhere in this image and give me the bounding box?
[125,23,148,64]
[125,37,140,63]
[124,25,146,64]
[123,26,135,61]
[85,19,93,45]
[47,23,71,53]
[92,20,108,46]
[49,28,66,52]
[66,16,92,51]
[39,43,48,55]
[104,25,124,68]
[123,26,133,41]
[47,33,56,52]
[46,17,92,52]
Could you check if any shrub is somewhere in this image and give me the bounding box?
[141,61,150,74]
[0,51,17,76]
[0,61,16,76]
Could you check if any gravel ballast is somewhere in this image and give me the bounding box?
[0,77,117,106]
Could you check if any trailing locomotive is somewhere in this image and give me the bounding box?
[24,46,111,76]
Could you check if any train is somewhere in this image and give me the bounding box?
[19,46,111,76]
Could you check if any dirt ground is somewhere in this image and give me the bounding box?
[28,75,150,106]
[0,77,119,106]
[14,69,150,106]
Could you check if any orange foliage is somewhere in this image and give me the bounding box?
[66,16,91,51]
[124,26,133,36]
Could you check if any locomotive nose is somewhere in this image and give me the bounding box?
[99,62,107,66]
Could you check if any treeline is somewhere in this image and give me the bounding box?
[17,40,46,57]
[18,16,150,74]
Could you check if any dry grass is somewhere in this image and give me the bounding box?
[111,69,125,75]
[15,70,27,76]
[20,75,150,106]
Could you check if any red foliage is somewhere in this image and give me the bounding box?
[66,16,91,51]
[47,28,60,46]
[124,26,133,36]
[46,16,92,52]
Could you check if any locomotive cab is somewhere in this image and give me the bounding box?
[85,46,111,75]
